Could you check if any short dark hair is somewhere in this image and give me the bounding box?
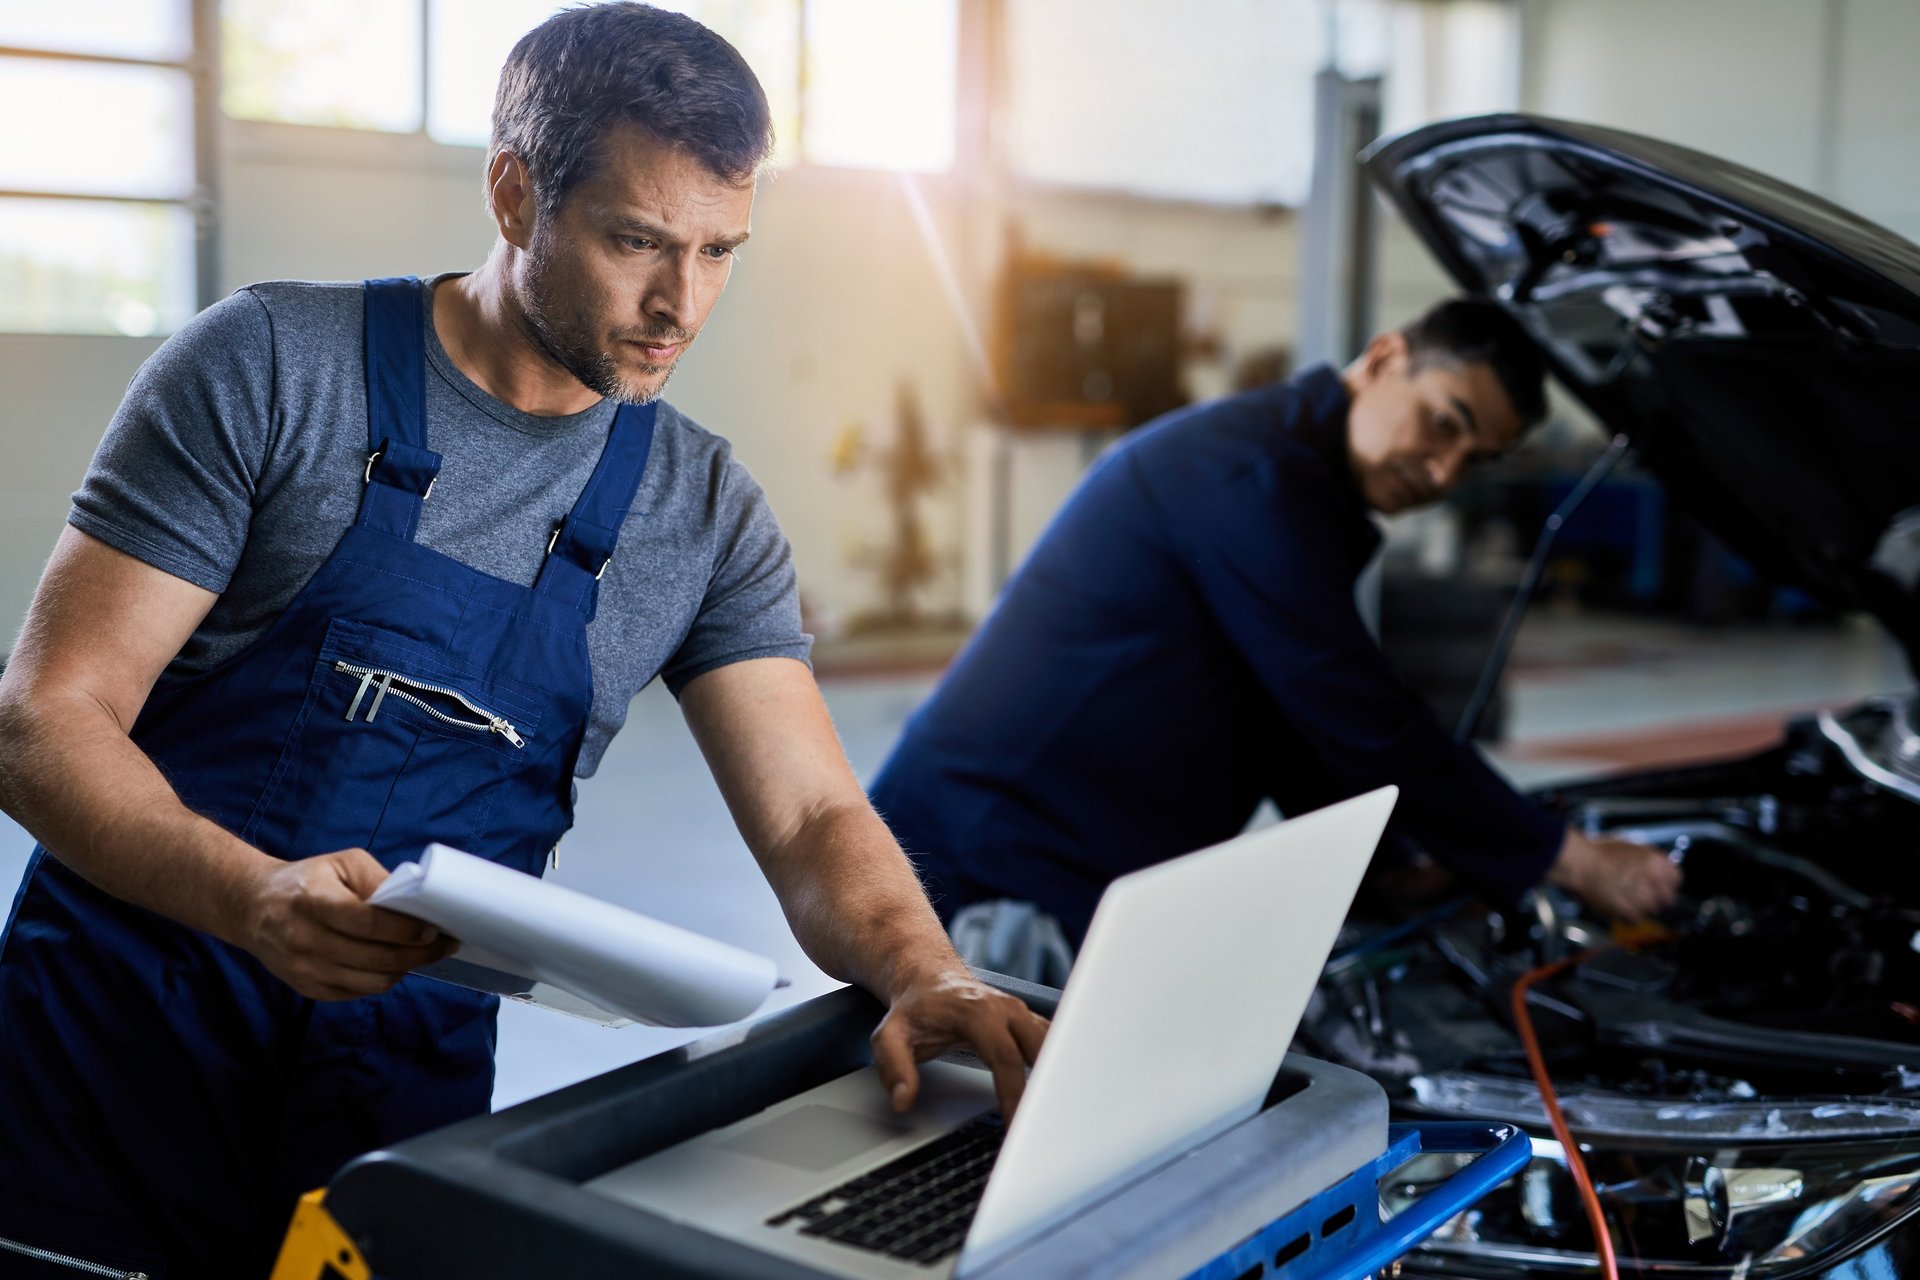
[1401,298,1549,427]
[489,3,775,217]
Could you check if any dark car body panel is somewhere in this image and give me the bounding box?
[1363,114,1920,671]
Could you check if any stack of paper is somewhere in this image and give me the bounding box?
[369,843,780,1028]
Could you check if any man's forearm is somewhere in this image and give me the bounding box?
[0,683,275,945]
[756,799,964,1001]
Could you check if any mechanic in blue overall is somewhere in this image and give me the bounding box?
[0,7,1045,1276]
[871,300,1683,978]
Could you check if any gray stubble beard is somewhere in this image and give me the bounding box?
[518,235,676,406]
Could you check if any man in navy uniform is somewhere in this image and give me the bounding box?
[871,299,1681,961]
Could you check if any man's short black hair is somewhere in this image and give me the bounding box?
[1401,297,1549,427]
[489,2,774,217]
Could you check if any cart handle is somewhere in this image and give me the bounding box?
[1317,1121,1532,1280]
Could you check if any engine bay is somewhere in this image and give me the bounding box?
[1301,699,1920,1276]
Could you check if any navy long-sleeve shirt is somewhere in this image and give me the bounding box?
[870,365,1562,944]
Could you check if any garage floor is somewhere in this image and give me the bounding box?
[0,611,1908,1111]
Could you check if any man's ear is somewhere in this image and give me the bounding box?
[487,152,538,250]
[1363,330,1409,382]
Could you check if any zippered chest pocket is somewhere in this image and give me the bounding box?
[334,660,528,748]
[241,618,550,862]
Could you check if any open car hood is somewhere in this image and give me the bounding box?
[1363,114,1920,672]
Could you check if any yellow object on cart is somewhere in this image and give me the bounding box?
[269,1189,370,1280]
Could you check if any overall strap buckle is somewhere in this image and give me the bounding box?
[547,525,611,580]
[356,438,444,542]
[366,450,435,499]
[531,401,657,617]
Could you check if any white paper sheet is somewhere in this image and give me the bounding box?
[369,843,779,1028]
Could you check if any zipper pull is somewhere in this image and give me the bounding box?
[345,669,375,722]
[366,673,394,723]
[549,838,562,870]
[493,717,526,749]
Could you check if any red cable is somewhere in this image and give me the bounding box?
[1511,946,1621,1280]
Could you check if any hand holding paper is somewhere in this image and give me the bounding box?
[370,843,779,1027]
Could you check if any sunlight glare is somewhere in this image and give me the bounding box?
[803,0,957,173]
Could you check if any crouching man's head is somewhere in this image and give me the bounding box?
[1342,298,1548,515]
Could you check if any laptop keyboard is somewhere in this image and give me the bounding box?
[765,1111,1006,1266]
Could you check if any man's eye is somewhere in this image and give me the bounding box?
[703,245,735,260]
[620,236,654,251]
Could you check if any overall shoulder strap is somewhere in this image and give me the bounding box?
[534,401,659,618]
[357,277,443,541]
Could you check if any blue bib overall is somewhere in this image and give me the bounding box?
[0,279,655,1277]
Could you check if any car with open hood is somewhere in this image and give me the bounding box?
[1299,114,1920,1278]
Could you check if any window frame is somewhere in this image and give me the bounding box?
[0,0,220,332]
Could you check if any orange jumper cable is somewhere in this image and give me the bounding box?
[1511,945,1621,1280]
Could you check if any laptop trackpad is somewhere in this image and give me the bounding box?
[715,1104,916,1172]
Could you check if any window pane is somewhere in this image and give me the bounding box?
[0,0,193,62]
[802,0,955,172]
[1007,0,1319,204]
[426,0,568,148]
[223,0,423,132]
[0,58,195,199]
[0,198,196,336]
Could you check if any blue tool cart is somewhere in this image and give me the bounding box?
[273,973,1527,1280]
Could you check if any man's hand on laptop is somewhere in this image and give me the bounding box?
[871,964,1049,1122]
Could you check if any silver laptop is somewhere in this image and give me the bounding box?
[586,786,1397,1277]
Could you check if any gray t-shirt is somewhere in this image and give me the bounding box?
[70,277,812,777]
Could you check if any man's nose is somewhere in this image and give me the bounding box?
[1427,447,1471,495]
[645,252,699,328]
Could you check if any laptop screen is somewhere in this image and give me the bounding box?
[958,787,1396,1272]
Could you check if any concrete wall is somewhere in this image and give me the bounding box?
[0,335,159,650]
